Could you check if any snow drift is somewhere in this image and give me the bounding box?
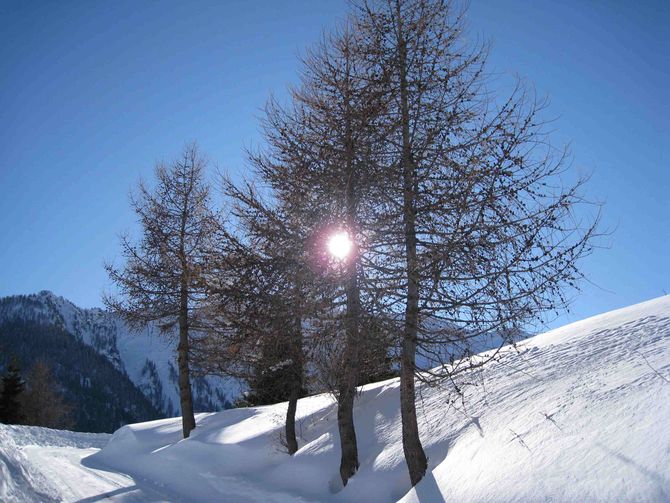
[3,295,669,502]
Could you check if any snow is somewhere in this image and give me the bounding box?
[0,425,174,501]
[2,295,669,502]
[41,290,241,415]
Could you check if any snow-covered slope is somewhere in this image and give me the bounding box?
[2,295,669,502]
[0,291,241,417]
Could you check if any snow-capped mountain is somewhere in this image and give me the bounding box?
[0,291,242,418]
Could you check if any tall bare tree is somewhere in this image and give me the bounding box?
[105,143,218,438]
[21,360,74,430]
[352,0,600,486]
[244,24,394,485]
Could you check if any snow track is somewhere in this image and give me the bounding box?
[0,425,172,502]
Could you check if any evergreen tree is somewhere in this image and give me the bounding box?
[0,358,25,424]
[239,326,308,407]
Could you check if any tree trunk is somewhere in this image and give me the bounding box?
[338,270,361,486]
[400,318,427,486]
[178,284,196,438]
[285,387,299,455]
[397,0,428,486]
[336,64,362,487]
[285,314,303,455]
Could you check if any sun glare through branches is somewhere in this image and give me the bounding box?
[327,231,353,261]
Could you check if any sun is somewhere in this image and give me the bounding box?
[327,231,353,260]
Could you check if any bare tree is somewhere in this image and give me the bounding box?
[21,360,74,430]
[241,24,395,485]
[105,143,219,438]
[351,0,600,486]
[197,176,316,455]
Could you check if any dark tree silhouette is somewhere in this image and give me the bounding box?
[0,358,25,424]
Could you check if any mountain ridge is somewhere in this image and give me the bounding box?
[0,291,241,424]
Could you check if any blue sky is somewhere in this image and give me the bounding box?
[1,0,668,329]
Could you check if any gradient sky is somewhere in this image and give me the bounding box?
[1,0,668,329]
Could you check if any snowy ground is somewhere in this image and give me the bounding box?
[0,425,172,501]
[1,295,669,502]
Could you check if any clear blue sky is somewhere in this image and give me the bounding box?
[1,0,668,329]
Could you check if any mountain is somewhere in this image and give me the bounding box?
[0,291,242,430]
[2,295,668,501]
[0,318,162,432]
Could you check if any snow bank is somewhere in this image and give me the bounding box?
[0,425,109,502]
[85,295,670,502]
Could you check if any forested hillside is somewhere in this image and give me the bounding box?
[0,292,241,432]
[0,319,161,432]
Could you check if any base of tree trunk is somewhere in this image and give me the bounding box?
[285,392,299,455]
[337,390,359,486]
[400,342,427,486]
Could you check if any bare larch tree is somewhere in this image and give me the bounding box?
[20,360,74,430]
[246,24,394,485]
[200,177,314,455]
[105,143,219,438]
[352,0,600,486]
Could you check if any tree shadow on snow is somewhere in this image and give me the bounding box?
[411,470,446,502]
[425,415,484,469]
[596,443,669,500]
[79,456,171,502]
[394,417,484,502]
[74,485,146,503]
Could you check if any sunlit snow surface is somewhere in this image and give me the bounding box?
[2,296,669,502]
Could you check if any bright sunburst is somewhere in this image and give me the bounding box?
[327,231,353,260]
